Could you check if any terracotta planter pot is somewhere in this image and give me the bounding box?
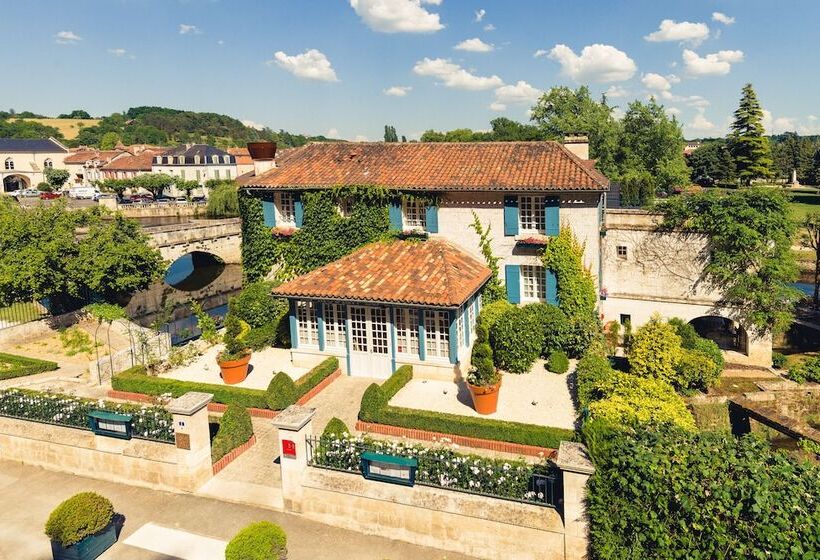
[468,380,501,415]
[218,352,251,385]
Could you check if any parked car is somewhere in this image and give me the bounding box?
[39,191,62,200]
[93,192,116,201]
[118,197,134,205]
[174,196,188,202]
[130,193,154,202]
[13,188,41,199]
[191,195,206,203]
[155,197,172,204]
[68,186,100,199]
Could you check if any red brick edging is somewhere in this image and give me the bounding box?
[212,434,257,475]
[355,421,557,459]
[296,368,341,405]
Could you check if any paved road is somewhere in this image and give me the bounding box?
[0,460,472,560]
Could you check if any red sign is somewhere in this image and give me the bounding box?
[282,439,296,459]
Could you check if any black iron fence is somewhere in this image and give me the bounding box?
[0,301,49,330]
[306,435,559,508]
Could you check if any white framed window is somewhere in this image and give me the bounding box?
[370,307,389,355]
[214,170,220,180]
[223,155,230,164]
[278,192,295,224]
[402,199,426,229]
[467,299,476,334]
[226,169,231,180]
[4,158,13,170]
[456,309,464,349]
[324,303,346,349]
[154,156,161,164]
[521,265,546,302]
[395,308,419,356]
[167,156,174,165]
[44,159,53,168]
[212,155,219,164]
[519,195,545,233]
[424,310,450,359]
[180,170,186,180]
[194,155,201,164]
[196,170,201,182]
[616,245,628,259]
[297,301,318,346]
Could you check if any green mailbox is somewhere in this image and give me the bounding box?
[360,451,418,487]
[88,410,133,440]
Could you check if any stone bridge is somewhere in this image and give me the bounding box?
[145,218,242,264]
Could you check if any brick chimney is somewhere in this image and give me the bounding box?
[563,134,589,160]
[247,142,277,176]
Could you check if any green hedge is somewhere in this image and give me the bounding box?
[225,521,287,560]
[113,357,338,411]
[359,365,574,449]
[44,492,114,547]
[212,404,254,463]
[0,352,59,380]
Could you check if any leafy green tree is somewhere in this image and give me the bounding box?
[99,178,129,198]
[530,86,620,175]
[44,167,70,191]
[686,140,736,186]
[0,118,64,140]
[628,316,683,383]
[175,179,199,200]
[803,211,820,308]
[99,131,122,150]
[809,148,820,185]
[658,188,801,333]
[133,173,174,198]
[619,169,654,207]
[771,132,814,183]
[487,117,544,141]
[58,110,92,119]
[383,125,398,142]
[206,182,239,218]
[728,84,773,185]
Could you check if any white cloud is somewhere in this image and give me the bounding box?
[491,80,541,111]
[55,31,81,44]
[642,72,675,93]
[665,106,682,117]
[533,49,548,58]
[712,12,735,25]
[682,49,744,76]
[454,37,494,52]
[483,23,495,31]
[413,57,503,90]
[645,19,709,46]
[349,0,443,33]
[548,43,637,83]
[687,110,716,133]
[269,49,339,82]
[474,9,485,22]
[326,128,340,138]
[354,134,369,142]
[605,85,628,98]
[178,24,201,35]
[108,48,127,57]
[242,119,265,131]
[384,85,412,96]
[762,110,800,134]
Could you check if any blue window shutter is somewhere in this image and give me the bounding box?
[262,195,276,227]
[316,302,325,351]
[294,193,304,227]
[389,199,403,231]
[425,204,439,233]
[448,310,459,365]
[503,195,519,236]
[545,197,559,237]
[418,310,426,361]
[289,301,298,349]
[546,269,558,305]
[505,265,521,304]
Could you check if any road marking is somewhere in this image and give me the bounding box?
[123,523,227,559]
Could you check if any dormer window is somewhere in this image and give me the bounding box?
[194,155,201,165]
[155,156,161,164]
[44,159,53,168]
[166,156,174,165]
[4,158,13,170]
[223,155,230,164]
[211,155,219,164]
[178,156,185,165]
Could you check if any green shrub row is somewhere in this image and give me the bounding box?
[0,352,59,380]
[359,366,574,449]
[266,357,339,409]
[787,356,820,384]
[211,404,254,463]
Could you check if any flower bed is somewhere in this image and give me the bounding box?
[310,433,557,506]
[0,352,59,381]
[0,388,174,443]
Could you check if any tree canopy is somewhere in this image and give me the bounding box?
[57,110,92,119]
[728,84,773,185]
[686,140,736,186]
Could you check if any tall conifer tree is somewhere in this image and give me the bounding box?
[728,84,773,185]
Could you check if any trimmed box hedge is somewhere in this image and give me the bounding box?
[211,404,254,463]
[266,357,339,410]
[359,365,574,449]
[0,352,58,380]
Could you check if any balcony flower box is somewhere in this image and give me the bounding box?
[271,226,297,238]
[50,523,117,560]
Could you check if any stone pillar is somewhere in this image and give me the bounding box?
[167,391,214,490]
[272,405,316,512]
[555,441,595,560]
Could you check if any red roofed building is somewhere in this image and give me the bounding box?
[64,149,127,185]
[100,148,165,181]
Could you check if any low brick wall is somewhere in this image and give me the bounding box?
[356,420,557,458]
[0,416,211,493]
[300,468,569,560]
[212,434,257,475]
[296,368,341,405]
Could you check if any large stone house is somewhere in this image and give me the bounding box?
[64,148,127,186]
[152,144,237,197]
[0,138,69,193]
[239,140,771,379]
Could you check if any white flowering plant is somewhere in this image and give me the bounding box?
[0,388,174,443]
[312,432,555,505]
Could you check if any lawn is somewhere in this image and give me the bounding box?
[707,377,771,397]
[786,188,820,220]
[18,118,100,140]
[0,301,48,324]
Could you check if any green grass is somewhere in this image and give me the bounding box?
[708,377,771,397]
[786,188,820,220]
[0,301,47,323]
[689,401,731,432]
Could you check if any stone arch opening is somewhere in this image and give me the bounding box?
[689,315,748,355]
[164,251,225,292]
[3,174,30,193]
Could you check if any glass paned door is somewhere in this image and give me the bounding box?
[347,305,392,378]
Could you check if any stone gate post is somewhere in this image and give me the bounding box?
[555,441,595,560]
[272,405,316,512]
[167,391,214,491]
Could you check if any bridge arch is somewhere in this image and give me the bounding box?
[688,315,748,355]
[164,251,226,292]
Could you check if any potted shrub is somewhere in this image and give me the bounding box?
[217,314,252,385]
[466,322,502,415]
[225,521,287,560]
[45,492,118,560]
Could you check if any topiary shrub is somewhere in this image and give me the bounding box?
[628,316,683,384]
[359,383,385,422]
[211,404,254,463]
[225,521,287,560]
[490,305,544,373]
[323,417,350,439]
[771,351,787,369]
[546,350,570,374]
[266,372,297,410]
[45,492,114,547]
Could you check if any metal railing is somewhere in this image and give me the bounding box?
[95,330,171,381]
[306,435,559,508]
[0,301,49,331]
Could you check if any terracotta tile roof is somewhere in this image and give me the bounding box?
[273,239,491,307]
[64,149,124,164]
[244,141,609,192]
[227,147,253,165]
[102,149,164,171]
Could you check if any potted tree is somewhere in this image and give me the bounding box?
[466,322,502,415]
[45,492,119,560]
[217,314,252,384]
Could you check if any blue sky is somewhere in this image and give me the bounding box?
[1,0,818,140]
